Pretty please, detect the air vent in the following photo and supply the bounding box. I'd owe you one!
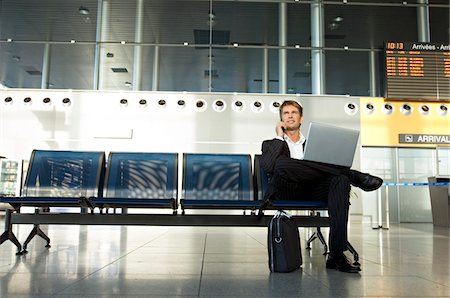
[111,68,128,73]
[26,70,42,76]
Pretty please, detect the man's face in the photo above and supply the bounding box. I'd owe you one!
[280,105,303,131]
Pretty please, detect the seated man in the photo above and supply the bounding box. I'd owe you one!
[260,100,382,273]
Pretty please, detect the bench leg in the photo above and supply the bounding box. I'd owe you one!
[22,209,51,254]
[315,227,328,255]
[0,209,23,255]
[22,224,51,254]
[306,227,328,255]
[347,241,360,266]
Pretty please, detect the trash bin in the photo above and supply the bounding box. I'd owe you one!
[428,177,450,227]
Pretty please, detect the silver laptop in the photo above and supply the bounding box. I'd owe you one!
[303,122,360,167]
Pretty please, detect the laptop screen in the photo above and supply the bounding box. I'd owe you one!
[303,122,360,167]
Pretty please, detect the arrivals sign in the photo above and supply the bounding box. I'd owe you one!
[399,134,450,144]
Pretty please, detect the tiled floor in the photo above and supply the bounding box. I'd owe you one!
[0,215,449,297]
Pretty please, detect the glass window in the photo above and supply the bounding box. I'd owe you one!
[0,43,44,89]
[286,49,312,94]
[430,7,450,42]
[324,4,417,49]
[50,44,96,90]
[325,50,370,96]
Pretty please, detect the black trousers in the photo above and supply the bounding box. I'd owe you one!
[271,156,351,252]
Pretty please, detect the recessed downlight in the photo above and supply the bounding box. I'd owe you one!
[400,103,412,115]
[344,102,358,115]
[195,99,207,112]
[419,104,430,115]
[62,97,71,106]
[43,97,51,105]
[120,98,128,107]
[213,99,226,112]
[232,100,245,112]
[438,104,448,116]
[158,99,166,107]
[177,100,186,108]
[139,99,147,107]
[270,101,281,113]
[364,103,375,114]
[23,97,32,105]
[251,101,264,113]
[383,103,394,115]
[4,97,12,104]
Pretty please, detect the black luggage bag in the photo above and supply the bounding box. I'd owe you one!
[268,210,302,272]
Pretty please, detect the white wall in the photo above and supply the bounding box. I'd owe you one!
[0,89,363,213]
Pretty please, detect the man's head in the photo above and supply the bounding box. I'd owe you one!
[279,100,303,131]
[279,100,303,119]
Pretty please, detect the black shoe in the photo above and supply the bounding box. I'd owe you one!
[349,170,383,191]
[326,253,361,273]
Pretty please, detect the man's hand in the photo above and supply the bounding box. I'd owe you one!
[275,121,286,137]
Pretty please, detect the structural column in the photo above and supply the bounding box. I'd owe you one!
[278,2,287,94]
[133,0,144,91]
[41,43,51,89]
[152,45,160,91]
[93,0,110,90]
[311,0,325,95]
[262,47,269,93]
[417,0,430,42]
[368,50,378,97]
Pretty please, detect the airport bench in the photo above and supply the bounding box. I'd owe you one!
[1,150,333,258]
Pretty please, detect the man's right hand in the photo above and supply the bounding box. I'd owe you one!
[275,121,286,137]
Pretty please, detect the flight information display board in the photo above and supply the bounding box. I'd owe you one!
[384,41,450,101]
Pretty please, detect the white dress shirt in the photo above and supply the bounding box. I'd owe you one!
[276,132,306,160]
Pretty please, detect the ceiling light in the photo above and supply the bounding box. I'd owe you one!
[419,105,430,115]
[124,82,132,87]
[23,97,32,105]
[120,99,128,107]
[213,99,226,112]
[106,52,114,58]
[364,103,375,114]
[232,100,245,112]
[438,104,448,116]
[334,16,344,22]
[7,38,12,42]
[139,99,147,107]
[183,42,189,46]
[295,45,300,49]
[251,101,264,113]
[328,23,339,30]
[195,99,207,112]
[344,102,358,115]
[383,103,394,115]
[43,97,51,105]
[78,6,90,15]
[120,41,126,44]
[62,98,71,107]
[4,97,13,104]
[400,103,412,115]
[12,56,20,62]
[158,99,166,107]
[70,40,76,43]
[233,43,239,47]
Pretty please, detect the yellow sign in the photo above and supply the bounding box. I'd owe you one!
[360,98,450,147]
